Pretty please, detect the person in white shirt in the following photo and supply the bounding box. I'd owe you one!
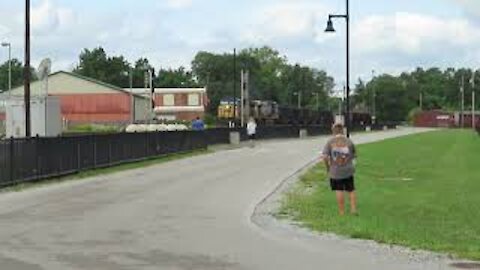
[247,117,257,147]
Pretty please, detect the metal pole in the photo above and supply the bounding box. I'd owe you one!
[8,43,11,92]
[420,92,423,110]
[241,70,244,127]
[345,0,351,138]
[25,0,31,137]
[473,91,476,129]
[461,75,465,128]
[233,48,237,126]
[150,68,154,122]
[472,72,476,129]
[371,70,375,117]
[129,67,134,124]
[298,92,301,109]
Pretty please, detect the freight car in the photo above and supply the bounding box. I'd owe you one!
[218,99,334,126]
[217,98,372,128]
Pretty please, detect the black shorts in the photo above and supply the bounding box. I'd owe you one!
[330,176,355,192]
[248,134,256,140]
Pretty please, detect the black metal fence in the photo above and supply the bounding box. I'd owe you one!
[0,131,207,188]
[0,124,397,188]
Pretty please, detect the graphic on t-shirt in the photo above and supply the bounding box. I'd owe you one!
[331,140,351,166]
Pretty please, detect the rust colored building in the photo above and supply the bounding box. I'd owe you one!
[414,110,479,128]
[129,88,208,121]
[4,71,149,125]
[414,110,455,128]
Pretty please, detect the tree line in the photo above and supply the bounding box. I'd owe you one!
[0,47,477,122]
[353,68,478,122]
[71,47,335,114]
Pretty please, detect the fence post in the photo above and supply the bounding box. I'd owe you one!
[9,136,14,184]
[108,135,112,165]
[77,139,81,172]
[299,129,308,139]
[35,135,40,180]
[145,132,148,158]
[93,134,97,168]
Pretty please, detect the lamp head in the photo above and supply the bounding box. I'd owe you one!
[325,19,336,33]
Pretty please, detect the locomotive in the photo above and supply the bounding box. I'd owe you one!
[218,99,373,128]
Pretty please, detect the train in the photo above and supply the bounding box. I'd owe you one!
[217,99,372,127]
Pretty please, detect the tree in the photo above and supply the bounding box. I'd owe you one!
[74,47,130,87]
[0,58,37,92]
[191,47,334,113]
[154,67,198,88]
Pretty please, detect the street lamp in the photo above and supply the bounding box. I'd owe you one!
[371,70,376,124]
[325,0,351,137]
[293,92,302,109]
[312,92,320,110]
[25,0,32,137]
[1,42,11,93]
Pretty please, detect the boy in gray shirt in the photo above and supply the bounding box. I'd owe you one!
[322,123,357,216]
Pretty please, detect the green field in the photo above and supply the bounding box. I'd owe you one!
[280,130,480,260]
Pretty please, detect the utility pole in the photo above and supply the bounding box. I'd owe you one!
[233,48,237,126]
[24,0,31,137]
[240,70,250,127]
[471,71,476,129]
[313,92,320,110]
[1,42,11,93]
[461,75,465,128]
[297,91,302,109]
[371,70,376,123]
[419,92,423,110]
[129,67,134,123]
[150,68,155,122]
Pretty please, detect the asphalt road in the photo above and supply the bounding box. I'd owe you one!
[0,128,458,270]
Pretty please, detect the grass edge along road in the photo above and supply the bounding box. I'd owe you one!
[1,150,210,194]
[280,130,480,260]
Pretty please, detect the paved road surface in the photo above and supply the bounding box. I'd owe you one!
[0,128,458,270]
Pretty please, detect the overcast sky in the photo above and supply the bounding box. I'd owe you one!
[1,0,480,86]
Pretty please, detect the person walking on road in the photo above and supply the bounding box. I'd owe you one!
[322,123,357,216]
[247,117,257,147]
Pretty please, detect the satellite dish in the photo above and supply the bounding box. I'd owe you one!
[37,58,52,96]
[37,58,52,80]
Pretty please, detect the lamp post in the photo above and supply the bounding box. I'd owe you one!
[293,92,302,109]
[312,92,320,110]
[1,42,11,93]
[233,48,237,126]
[325,0,350,137]
[25,0,31,137]
[371,70,376,122]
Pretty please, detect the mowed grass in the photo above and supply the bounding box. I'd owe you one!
[280,130,480,260]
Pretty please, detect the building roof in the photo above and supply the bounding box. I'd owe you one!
[5,71,147,99]
[55,71,137,96]
[127,88,207,95]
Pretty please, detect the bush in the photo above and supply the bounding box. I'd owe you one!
[204,114,217,127]
[407,107,422,125]
[66,124,122,134]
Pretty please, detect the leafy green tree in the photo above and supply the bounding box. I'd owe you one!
[0,58,37,92]
[74,47,130,87]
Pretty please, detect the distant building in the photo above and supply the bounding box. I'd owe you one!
[414,110,479,128]
[128,88,208,121]
[1,71,149,126]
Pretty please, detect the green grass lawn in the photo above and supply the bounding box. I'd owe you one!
[280,130,480,260]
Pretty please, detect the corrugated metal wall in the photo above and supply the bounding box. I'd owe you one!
[58,94,131,123]
[414,111,454,128]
